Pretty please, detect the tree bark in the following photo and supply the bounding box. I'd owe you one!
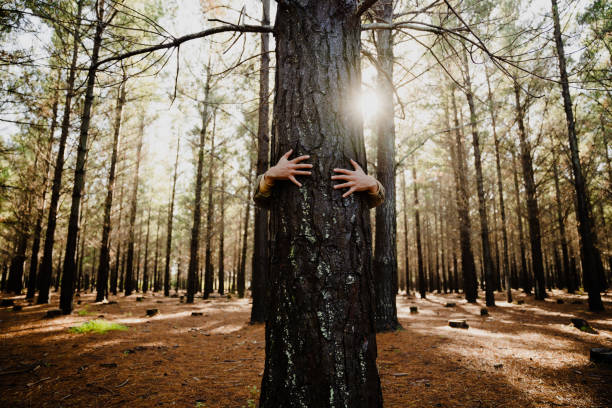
[462,51,495,306]
[37,0,82,305]
[259,3,383,405]
[513,80,546,301]
[511,148,530,295]
[60,1,105,314]
[552,150,571,292]
[238,162,252,299]
[153,207,162,292]
[142,206,151,292]
[218,166,226,296]
[551,0,604,311]
[164,135,180,297]
[124,114,144,296]
[203,110,216,299]
[401,169,410,294]
[250,0,271,323]
[111,181,124,295]
[412,167,426,299]
[373,0,399,332]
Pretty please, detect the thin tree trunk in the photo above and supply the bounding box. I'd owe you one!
[96,78,125,301]
[164,135,180,297]
[125,114,144,296]
[218,166,226,296]
[37,0,83,305]
[111,181,124,295]
[203,111,216,299]
[513,80,546,301]
[238,163,252,299]
[552,151,571,292]
[153,207,162,292]
[142,206,151,293]
[551,0,604,311]
[60,1,106,314]
[511,149,530,295]
[401,170,410,295]
[413,167,426,299]
[462,51,495,306]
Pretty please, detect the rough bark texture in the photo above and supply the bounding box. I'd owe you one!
[37,1,82,305]
[124,116,144,296]
[60,2,104,314]
[373,0,399,332]
[259,2,383,406]
[96,79,125,302]
[513,81,546,301]
[463,53,495,307]
[250,0,271,323]
[187,71,210,303]
[164,136,180,297]
[551,0,604,311]
[450,87,478,303]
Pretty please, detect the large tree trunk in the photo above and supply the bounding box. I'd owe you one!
[27,71,61,300]
[259,3,383,406]
[485,68,511,303]
[450,87,478,302]
[203,111,216,299]
[96,78,125,302]
[60,1,105,314]
[187,68,211,303]
[373,0,399,332]
[124,115,144,296]
[462,52,495,306]
[237,163,252,299]
[513,80,546,301]
[164,136,180,296]
[551,0,604,311]
[37,0,83,305]
[250,0,271,323]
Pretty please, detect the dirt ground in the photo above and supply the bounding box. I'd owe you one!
[1,289,611,408]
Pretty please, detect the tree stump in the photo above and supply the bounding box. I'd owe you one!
[136,297,144,302]
[1,299,15,307]
[556,299,564,304]
[146,309,158,317]
[13,305,22,312]
[445,302,456,308]
[571,300,582,304]
[517,300,525,305]
[590,348,612,364]
[480,308,488,316]
[191,312,203,316]
[449,319,469,329]
[409,306,418,314]
[570,318,597,334]
[45,309,62,318]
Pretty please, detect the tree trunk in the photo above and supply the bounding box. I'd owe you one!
[60,1,105,314]
[551,0,604,311]
[462,51,495,307]
[238,163,252,299]
[164,135,180,297]
[485,67,511,303]
[218,166,226,296]
[96,78,125,302]
[259,3,383,405]
[142,206,151,293]
[124,114,144,296]
[153,207,162,292]
[250,0,271,323]
[27,71,61,300]
[111,182,124,295]
[7,232,28,294]
[203,111,216,299]
[401,170,410,294]
[513,80,546,301]
[450,87,478,302]
[412,167,426,299]
[552,151,571,292]
[37,0,83,305]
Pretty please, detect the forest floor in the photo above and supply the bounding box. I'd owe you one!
[1,289,611,408]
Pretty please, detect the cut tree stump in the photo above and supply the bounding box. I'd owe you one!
[146,309,158,317]
[1,299,15,306]
[191,312,203,316]
[517,300,525,305]
[136,297,144,302]
[156,300,163,304]
[570,318,597,334]
[45,309,62,318]
[571,300,582,304]
[556,299,564,304]
[409,306,418,314]
[13,305,22,312]
[449,319,469,329]
[445,302,456,308]
[170,294,179,298]
[590,348,612,364]
[480,308,488,316]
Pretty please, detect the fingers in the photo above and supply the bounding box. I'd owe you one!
[333,181,354,190]
[288,175,302,187]
[293,163,313,169]
[350,159,362,171]
[331,174,350,181]
[342,187,357,198]
[333,168,353,175]
[282,149,293,159]
[293,170,311,176]
[291,154,310,163]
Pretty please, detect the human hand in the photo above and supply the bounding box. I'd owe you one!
[331,159,379,198]
[264,149,313,187]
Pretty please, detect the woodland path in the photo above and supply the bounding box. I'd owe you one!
[1,290,611,407]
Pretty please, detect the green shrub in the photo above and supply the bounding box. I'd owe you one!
[69,319,128,334]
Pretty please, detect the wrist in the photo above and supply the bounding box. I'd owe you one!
[367,178,379,194]
[263,170,275,186]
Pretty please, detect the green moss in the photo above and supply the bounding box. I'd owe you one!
[69,319,128,334]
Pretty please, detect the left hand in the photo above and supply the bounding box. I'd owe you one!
[331,159,379,198]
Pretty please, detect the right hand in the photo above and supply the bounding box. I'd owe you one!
[264,149,313,187]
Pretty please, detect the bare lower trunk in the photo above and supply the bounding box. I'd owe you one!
[203,111,216,299]
[238,163,252,299]
[164,136,180,297]
[413,167,426,299]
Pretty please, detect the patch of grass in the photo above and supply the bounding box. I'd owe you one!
[244,385,258,408]
[69,319,128,334]
[77,306,90,316]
